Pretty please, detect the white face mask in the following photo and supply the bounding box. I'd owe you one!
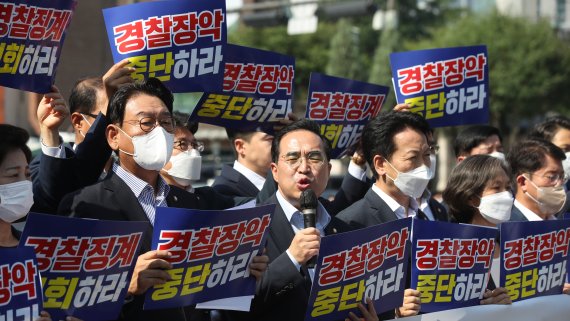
[429,154,437,177]
[562,152,570,181]
[525,177,567,216]
[478,191,513,225]
[166,149,202,186]
[488,151,505,161]
[386,160,433,199]
[119,126,174,171]
[0,181,33,223]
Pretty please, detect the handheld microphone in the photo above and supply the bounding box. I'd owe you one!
[300,189,318,268]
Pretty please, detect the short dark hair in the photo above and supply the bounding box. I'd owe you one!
[454,125,502,157]
[443,155,511,224]
[529,116,570,142]
[69,77,104,114]
[271,119,331,163]
[507,138,566,178]
[107,77,174,125]
[173,111,198,134]
[0,124,32,165]
[362,111,431,178]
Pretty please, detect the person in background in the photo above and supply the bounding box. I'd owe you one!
[30,60,134,213]
[454,125,504,163]
[213,128,275,198]
[528,116,570,216]
[160,112,251,210]
[442,154,514,301]
[507,139,567,222]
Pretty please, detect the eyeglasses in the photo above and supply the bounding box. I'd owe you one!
[280,151,325,170]
[527,172,568,186]
[174,140,204,152]
[429,144,440,154]
[124,116,175,133]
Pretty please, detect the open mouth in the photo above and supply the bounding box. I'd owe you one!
[296,178,312,190]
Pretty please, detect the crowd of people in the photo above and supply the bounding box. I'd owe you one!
[2,62,570,321]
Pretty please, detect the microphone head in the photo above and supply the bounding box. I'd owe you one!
[300,189,318,210]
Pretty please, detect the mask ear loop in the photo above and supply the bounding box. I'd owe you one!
[78,114,93,138]
[115,126,136,157]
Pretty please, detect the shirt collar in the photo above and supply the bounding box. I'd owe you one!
[112,162,170,198]
[233,160,266,191]
[514,199,557,221]
[371,184,419,219]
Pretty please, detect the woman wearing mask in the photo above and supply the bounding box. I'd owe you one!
[442,155,514,305]
[0,124,84,321]
[0,124,33,248]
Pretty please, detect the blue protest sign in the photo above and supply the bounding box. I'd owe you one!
[0,247,43,321]
[19,213,147,321]
[144,204,275,309]
[0,0,76,93]
[411,219,497,313]
[103,0,226,93]
[191,44,295,134]
[305,72,389,159]
[500,220,570,302]
[390,46,489,127]
[305,217,412,321]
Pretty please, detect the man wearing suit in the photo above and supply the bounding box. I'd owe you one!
[58,78,266,321]
[31,61,134,213]
[213,128,371,213]
[213,129,274,198]
[507,139,567,222]
[250,119,376,321]
[336,111,432,317]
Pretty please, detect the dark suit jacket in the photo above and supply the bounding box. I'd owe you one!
[336,189,399,230]
[58,172,200,321]
[249,194,351,321]
[212,164,260,198]
[31,113,111,214]
[509,204,529,222]
[427,198,449,222]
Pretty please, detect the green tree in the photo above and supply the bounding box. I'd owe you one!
[368,28,401,109]
[325,19,364,81]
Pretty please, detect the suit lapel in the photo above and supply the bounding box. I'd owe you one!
[366,189,399,223]
[105,173,154,251]
[266,195,312,293]
[267,195,296,255]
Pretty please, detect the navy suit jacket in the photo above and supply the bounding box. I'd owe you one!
[509,204,529,222]
[336,188,400,229]
[212,164,260,198]
[31,113,111,214]
[427,198,449,222]
[249,194,351,321]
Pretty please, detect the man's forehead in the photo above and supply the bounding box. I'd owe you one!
[280,130,323,150]
[124,94,168,115]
